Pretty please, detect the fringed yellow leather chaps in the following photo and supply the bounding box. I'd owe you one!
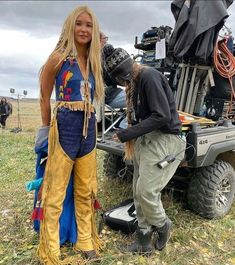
[37,118,102,265]
[73,149,102,252]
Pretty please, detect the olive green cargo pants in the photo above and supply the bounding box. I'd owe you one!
[133,130,186,229]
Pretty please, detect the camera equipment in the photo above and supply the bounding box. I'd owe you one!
[157,155,176,169]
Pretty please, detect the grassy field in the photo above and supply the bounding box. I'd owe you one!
[0,100,235,265]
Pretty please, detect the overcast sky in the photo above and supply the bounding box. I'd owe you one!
[0,1,235,98]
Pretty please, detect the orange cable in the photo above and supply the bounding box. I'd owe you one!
[213,39,235,117]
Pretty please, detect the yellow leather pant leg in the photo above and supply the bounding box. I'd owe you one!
[73,149,102,253]
[37,119,74,265]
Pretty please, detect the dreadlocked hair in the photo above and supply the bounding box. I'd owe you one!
[124,63,146,160]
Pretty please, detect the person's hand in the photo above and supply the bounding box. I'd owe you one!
[112,133,120,142]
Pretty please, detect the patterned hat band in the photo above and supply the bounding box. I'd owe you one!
[106,48,130,71]
[104,47,133,85]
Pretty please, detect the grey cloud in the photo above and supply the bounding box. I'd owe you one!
[1,1,234,39]
[0,57,39,76]
[0,73,39,98]
[0,1,235,98]
[0,55,40,97]
[0,1,173,39]
[0,1,175,98]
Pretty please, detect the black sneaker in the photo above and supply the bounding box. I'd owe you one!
[119,227,153,256]
[154,217,172,251]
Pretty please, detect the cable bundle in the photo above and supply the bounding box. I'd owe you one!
[213,39,235,117]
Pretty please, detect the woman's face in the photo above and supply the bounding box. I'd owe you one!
[74,12,93,45]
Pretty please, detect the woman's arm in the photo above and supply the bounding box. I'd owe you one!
[40,53,62,126]
[117,70,172,142]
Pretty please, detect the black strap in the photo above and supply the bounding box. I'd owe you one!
[128,203,136,217]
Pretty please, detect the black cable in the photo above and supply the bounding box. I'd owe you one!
[157,144,195,169]
[184,143,196,163]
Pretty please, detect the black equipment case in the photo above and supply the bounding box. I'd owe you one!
[102,199,138,234]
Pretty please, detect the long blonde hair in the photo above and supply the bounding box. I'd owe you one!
[40,5,104,102]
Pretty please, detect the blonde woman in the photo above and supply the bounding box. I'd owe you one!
[37,5,103,264]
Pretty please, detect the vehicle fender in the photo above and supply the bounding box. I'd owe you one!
[199,140,235,167]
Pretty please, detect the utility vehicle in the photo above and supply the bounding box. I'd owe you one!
[97,26,235,219]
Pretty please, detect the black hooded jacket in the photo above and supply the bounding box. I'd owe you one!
[117,67,181,143]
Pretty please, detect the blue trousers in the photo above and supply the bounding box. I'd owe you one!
[109,89,126,109]
[57,108,96,160]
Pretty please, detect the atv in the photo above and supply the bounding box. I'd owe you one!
[97,26,235,220]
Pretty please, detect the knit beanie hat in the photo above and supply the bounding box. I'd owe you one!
[103,47,133,85]
[102,43,115,58]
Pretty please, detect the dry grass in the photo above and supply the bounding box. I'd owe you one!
[0,100,235,265]
[6,99,42,133]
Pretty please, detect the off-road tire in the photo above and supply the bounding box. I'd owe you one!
[187,160,235,219]
[103,153,121,177]
[103,153,133,180]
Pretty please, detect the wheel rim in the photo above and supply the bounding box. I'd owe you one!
[215,177,231,209]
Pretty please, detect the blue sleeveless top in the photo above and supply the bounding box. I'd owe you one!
[55,59,95,103]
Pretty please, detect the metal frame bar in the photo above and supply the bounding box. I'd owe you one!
[184,66,197,113]
[175,66,186,109]
[98,102,126,142]
[179,66,190,111]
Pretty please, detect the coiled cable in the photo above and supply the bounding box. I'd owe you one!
[213,39,235,117]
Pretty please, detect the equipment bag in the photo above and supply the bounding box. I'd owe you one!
[102,198,138,234]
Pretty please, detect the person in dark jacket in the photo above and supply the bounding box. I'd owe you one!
[104,47,186,255]
[0,97,11,128]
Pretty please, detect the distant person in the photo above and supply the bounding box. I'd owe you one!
[37,5,103,264]
[105,47,186,255]
[100,31,108,48]
[0,97,12,129]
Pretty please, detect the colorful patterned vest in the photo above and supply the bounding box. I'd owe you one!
[55,59,95,103]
